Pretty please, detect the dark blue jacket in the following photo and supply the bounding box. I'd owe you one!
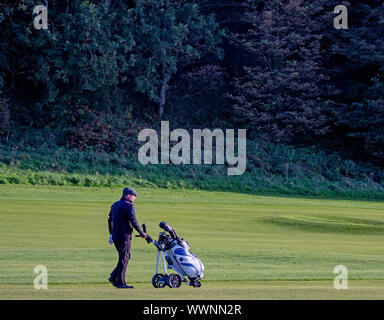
[108,198,143,241]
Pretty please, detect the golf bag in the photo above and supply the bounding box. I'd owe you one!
[161,222,204,286]
[141,222,204,288]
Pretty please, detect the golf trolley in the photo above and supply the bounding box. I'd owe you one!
[138,222,204,288]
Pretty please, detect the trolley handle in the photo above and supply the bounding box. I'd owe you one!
[135,223,153,244]
[135,223,147,237]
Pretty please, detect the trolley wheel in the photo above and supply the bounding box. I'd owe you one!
[152,273,166,288]
[192,281,201,288]
[167,273,182,288]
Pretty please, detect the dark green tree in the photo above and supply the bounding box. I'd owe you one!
[128,0,224,119]
[324,1,384,165]
[228,0,338,144]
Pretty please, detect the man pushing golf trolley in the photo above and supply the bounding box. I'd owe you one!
[137,221,204,288]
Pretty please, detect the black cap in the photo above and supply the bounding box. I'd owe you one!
[123,187,137,197]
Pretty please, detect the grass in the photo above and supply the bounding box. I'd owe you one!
[1,143,384,200]
[0,184,384,299]
[2,281,384,300]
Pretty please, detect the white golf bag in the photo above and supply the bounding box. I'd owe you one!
[144,221,204,288]
[165,238,205,284]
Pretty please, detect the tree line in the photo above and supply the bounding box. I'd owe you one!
[0,0,383,167]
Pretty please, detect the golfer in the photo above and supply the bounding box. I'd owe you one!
[107,187,147,288]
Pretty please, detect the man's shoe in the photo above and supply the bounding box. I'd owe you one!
[108,276,118,287]
[117,284,134,289]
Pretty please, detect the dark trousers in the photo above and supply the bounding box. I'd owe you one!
[110,236,132,285]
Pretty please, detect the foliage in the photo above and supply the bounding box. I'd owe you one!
[326,2,384,165]
[0,0,383,186]
[227,0,384,162]
[1,143,383,200]
[128,0,225,118]
[230,0,331,143]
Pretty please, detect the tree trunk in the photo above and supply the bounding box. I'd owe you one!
[159,66,166,119]
[11,58,15,89]
[158,0,169,120]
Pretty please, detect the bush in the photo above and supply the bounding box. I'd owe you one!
[0,142,384,200]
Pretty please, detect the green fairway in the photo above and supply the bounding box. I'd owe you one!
[0,184,384,299]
